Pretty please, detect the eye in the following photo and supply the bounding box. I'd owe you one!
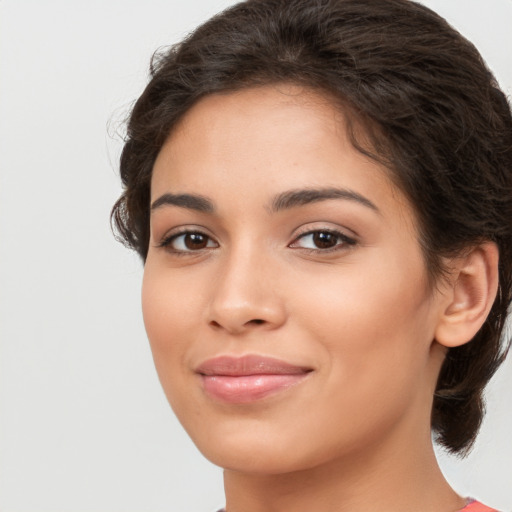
[160,231,218,253]
[290,229,356,251]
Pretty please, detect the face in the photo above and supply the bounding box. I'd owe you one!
[143,85,447,474]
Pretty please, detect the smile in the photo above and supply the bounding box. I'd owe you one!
[195,355,313,404]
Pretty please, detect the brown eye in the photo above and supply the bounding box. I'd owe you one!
[162,231,218,252]
[184,233,209,250]
[290,229,357,251]
[312,231,338,249]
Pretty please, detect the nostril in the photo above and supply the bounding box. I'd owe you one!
[208,318,265,332]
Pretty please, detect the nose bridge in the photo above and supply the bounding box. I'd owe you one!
[208,236,285,333]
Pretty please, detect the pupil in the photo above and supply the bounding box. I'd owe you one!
[185,233,207,250]
[313,232,337,249]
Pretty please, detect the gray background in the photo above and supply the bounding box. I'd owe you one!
[0,1,511,510]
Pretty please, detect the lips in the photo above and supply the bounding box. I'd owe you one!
[195,355,312,404]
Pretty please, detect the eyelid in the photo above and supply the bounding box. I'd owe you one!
[289,226,358,251]
[156,226,219,252]
[291,222,358,240]
[154,223,357,254]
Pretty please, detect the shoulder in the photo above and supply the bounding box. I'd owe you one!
[217,505,498,512]
[459,500,500,512]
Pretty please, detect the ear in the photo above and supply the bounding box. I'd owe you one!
[434,242,499,348]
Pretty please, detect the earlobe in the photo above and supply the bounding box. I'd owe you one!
[434,242,499,348]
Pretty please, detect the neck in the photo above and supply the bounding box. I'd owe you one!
[223,424,465,512]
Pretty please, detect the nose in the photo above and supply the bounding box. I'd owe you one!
[207,246,287,335]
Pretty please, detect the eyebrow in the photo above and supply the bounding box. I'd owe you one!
[150,187,379,215]
[270,187,379,213]
[151,193,214,213]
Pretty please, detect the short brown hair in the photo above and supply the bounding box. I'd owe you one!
[112,0,512,454]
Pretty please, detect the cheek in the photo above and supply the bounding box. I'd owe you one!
[142,269,173,350]
[141,264,199,398]
[279,264,435,458]
[292,247,435,390]
[142,260,203,342]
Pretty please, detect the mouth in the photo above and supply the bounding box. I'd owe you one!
[195,355,313,404]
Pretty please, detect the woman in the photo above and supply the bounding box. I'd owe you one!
[112,0,512,510]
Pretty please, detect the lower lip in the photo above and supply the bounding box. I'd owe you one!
[201,374,309,404]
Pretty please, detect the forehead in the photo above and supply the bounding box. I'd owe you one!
[151,85,412,223]
[158,84,349,166]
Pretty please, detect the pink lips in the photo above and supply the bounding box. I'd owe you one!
[196,355,312,404]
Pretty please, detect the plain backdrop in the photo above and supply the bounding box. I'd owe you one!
[0,1,511,511]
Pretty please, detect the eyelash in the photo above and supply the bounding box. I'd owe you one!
[157,228,357,255]
[289,229,357,253]
[158,229,218,255]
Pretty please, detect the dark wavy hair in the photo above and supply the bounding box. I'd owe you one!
[112,0,512,454]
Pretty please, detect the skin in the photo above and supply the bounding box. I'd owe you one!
[142,85,475,512]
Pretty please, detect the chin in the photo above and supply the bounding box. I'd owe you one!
[200,442,315,475]
[181,415,307,473]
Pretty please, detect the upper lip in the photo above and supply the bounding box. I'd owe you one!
[195,355,312,376]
